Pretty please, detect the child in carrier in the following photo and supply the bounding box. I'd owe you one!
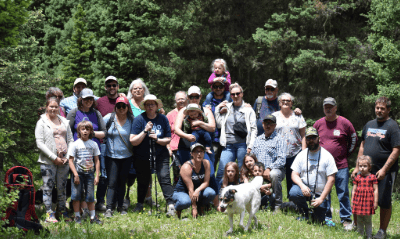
[183,104,212,154]
[205,59,232,103]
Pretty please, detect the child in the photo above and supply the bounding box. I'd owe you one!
[253,162,275,210]
[221,162,240,189]
[68,121,102,225]
[183,104,213,154]
[205,59,232,103]
[240,153,258,183]
[352,155,378,238]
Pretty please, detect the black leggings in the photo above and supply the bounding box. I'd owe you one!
[105,156,132,210]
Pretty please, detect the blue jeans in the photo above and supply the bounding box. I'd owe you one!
[173,187,216,211]
[325,167,352,223]
[71,172,95,202]
[289,184,328,223]
[191,129,212,148]
[261,193,276,210]
[215,142,247,189]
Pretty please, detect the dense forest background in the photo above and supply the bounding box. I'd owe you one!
[1,0,400,175]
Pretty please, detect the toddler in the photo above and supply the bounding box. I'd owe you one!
[205,59,232,103]
[240,153,258,183]
[183,104,212,154]
[352,155,378,238]
[253,162,275,210]
[68,121,102,225]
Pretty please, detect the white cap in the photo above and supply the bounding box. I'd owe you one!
[105,75,118,83]
[188,86,201,96]
[74,78,87,87]
[264,79,278,88]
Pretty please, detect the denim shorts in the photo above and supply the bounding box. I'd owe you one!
[71,172,95,202]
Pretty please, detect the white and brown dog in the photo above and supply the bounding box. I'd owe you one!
[219,176,263,235]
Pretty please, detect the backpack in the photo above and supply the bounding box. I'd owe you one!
[255,96,263,119]
[2,166,45,234]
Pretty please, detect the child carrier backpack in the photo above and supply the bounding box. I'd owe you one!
[2,166,45,234]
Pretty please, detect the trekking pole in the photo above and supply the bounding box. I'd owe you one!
[149,132,159,216]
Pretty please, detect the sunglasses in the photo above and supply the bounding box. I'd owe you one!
[231,92,241,97]
[116,104,127,109]
[306,136,318,140]
[212,85,224,90]
[265,88,275,92]
[189,95,200,100]
[106,84,118,88]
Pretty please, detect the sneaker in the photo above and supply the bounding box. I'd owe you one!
[95,202,107,211]
[81,208,90,220]
[144,197,159,207]
[166,205,175,217]
[123,198,131,210]
[104,209,113,218]
[90,215,103,225]
[118,207,128,216]
[133,203,144,213]
[45,212,58,223]
[373,229,387,239]
[60,211,72,222]
[343,221,354,231]
[74,216,82,224]
[325,219,336,227]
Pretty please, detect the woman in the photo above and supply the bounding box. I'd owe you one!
[173,143,216,218]
[127,78,149,117]
[130,94,175,216]
[272,93,306,197]
[215,83,257,188]
[38,87,66,118]
[103,96,135,217]
[35,97,74,222]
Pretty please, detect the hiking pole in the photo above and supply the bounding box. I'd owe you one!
[149,132,159,216]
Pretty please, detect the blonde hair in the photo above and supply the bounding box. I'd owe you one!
[229,82,243,93]
[210,59,229,72]
[357,155,372,170]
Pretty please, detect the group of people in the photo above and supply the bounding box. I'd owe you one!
[34,59,399,239]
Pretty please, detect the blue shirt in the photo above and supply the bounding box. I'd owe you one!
[104,113,135,159]
[253,97,280,136]
[132,113,171,158]
[252,131,287,169]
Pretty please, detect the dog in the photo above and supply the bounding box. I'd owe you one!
[219,176,263,235]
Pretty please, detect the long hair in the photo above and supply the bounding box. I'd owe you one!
[222,162,239,189]
[240,153,258,182]
[77,97,97,111]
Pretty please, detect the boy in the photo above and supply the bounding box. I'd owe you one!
[68,121,102,224]
[253,162,275,210]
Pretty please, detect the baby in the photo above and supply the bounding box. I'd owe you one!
[183,104,212,154]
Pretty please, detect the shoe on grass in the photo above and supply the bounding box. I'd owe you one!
[74,216,82,224]
[95,202,106,211]
[45,212,58,223]
[144,197,159,207]
[166,204,175,217]
[104,209,113,218]
[133,203,144,213]
[60,211,72,222]
[90,215,103,225]
[81,208,90,220]
[325,219,336,227]
[118,207,128,215]
[373,229,387,239]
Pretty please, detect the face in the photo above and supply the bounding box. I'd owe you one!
[359,160,371,175]
[188,94,201,104]
[79,127,90,141]
[144,100,157,113]
[214,62,225,75]
[212,83,224,96]
[175,92,187,110]
[252,166,263,176]
[306,135,320,151]
[105,80,119,96]
[244,156,255,170]
[262,120,276,137]
[230,87,242,103]
[131,83,144,98]
[265,86,278,99]
[46,100,59,117]
[226,166,236,181]
[219,189,236,209]
[82,97,94,109]
[191,147,205,160]
[279,95,293,109]
[323,104,337,118]
[116,103,128,114]
[188,110,200,119]
[49,92,63,104]
[375,103,390,121]
[73,83,86,96]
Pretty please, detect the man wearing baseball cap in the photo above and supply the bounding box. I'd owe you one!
[289,127,338,223]
[310,97,357,229]
[252,114,287,211]
[60,78,88,115]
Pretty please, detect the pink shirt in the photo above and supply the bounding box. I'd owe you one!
[166,109,180,151]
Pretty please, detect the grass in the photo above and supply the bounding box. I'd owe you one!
[24,178,400,239]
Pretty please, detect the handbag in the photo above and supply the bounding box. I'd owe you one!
[233,108,248,138]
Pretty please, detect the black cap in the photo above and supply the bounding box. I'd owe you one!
[263,114,276,123]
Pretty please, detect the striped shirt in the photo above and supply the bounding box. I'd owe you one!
[252,131,287,169]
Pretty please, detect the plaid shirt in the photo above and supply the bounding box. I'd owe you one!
[252,131,286,169]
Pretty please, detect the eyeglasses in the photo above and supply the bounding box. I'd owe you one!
[189,95,200,100]
[106,84,118,88]
[145,103,156,107]
[281,100,292,103]
[212,85,224,90]
[116,104,127,109]
[133,87,143,91]
[265,88,275,92]
[231,92,241,97]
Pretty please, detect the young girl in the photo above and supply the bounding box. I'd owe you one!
[252,162,275,210]
[240,153,258,183]
[221,162,240,189]
[352,155,378,238]
[205,59,232,103]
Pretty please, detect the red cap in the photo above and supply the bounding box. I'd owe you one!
[116,96,129,105]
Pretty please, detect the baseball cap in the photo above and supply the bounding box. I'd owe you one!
[305,127,319,137]
[265,79,278,88]
[74,78,87,87]
[188,86,201,96]
[323,97,336,106]
[263,114,276,123]
[184,104,203,115]
[191,143,205,152]
[116,96,129,105]
[105,76,118,84]
[80,88,94,99]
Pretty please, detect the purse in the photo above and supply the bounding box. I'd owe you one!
[233,108,248,138]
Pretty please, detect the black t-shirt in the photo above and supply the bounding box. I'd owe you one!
[361,118,400,173]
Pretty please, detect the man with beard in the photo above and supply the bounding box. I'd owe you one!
[289,127,337,223]
[352,96,400,239]
[61,78,97,115]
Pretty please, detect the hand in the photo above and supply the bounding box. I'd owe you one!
[294,108,302,115]
[311,197,323,208]
[74,175,80,185]
[118,93,127,98]
[205,105,211,110]
[191,120,202,127]
[263,168,271,181]
[300,185,311,197]
[187,134,196,142]
[374,201,378,210]
[159,108,166,115]
[54,157,64,166]
[217,101,227,109]
[192,207,198,219]
[168,149,173,157]
[244,103,252,108]
[191,189,200,203]
[149,133,158,141]
[263,189,272,195]
[220,107,228,114]
[145,122,153,132]
[62,157,68,164]
[247,148,251,154]
[376,168,387,180]
[351,168,359,180]
[213,77,224,83]
[94,176,99,185]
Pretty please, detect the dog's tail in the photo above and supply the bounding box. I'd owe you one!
[251,176,264,192]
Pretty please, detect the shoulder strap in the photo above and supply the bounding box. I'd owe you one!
[256,96,263,118]
[113,116,133,154]
[106,112,116,132]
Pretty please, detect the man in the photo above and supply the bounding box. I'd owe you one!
[290,127,337,223]
[202,81,232,169]
[312,97,357,228]
[60,78,88,115]
[352,96,400,239]
[252,114,286,210]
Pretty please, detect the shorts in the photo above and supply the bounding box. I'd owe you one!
[377,171,397,209]
[71,172,95,202]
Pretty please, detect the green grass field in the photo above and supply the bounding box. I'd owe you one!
[25,177,400,239]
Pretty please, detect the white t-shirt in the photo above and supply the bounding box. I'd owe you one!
[68,138,100,173]
[273,111,307,158]
[291,147,338,195]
